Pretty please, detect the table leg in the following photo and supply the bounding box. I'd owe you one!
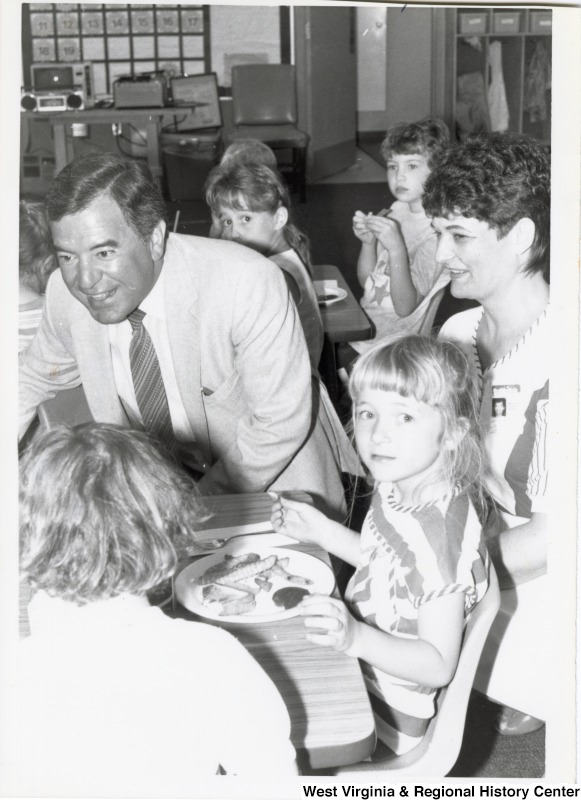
[318,335,340,407]
[144,119,162,180]
[52,122,70,173]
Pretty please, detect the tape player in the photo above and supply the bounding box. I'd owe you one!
[113,73,167,108]
[21,88,86,112]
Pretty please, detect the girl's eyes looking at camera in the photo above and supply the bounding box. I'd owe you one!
[219,213,253,224]
[356,407,414,424]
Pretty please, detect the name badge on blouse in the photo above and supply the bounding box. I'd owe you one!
[491,383,520,424]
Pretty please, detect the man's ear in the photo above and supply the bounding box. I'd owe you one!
[511,217,536,258]
[274,206,289,230]
[149,219,167,261]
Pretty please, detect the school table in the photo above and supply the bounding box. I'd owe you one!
[167,492,376,772]
[21,106,202,180]
[312,264,373,402]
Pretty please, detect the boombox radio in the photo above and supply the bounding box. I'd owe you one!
[21,87,86,112]
[21,62,94,112]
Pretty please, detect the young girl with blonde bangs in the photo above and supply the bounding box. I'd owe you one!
[271,335,490,755]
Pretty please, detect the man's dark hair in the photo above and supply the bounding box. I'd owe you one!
[46,152,167,243]
[423,133,550,280]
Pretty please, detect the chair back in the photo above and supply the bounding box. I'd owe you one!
[231,64,298,126]
[418,286,446,336]
[332,563,501,777]
[38,385,93,429]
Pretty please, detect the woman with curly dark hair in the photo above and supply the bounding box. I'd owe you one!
[424,132,549,738]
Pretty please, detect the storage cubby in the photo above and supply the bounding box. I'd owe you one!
[450,7,552,146]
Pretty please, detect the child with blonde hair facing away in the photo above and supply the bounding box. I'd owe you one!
[12,423,297,795]
[345,118,451,364]
[208,139,277,238]
[18,200,58,353]
[271,336,490,756]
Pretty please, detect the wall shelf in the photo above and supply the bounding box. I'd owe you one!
[447,7,552,145]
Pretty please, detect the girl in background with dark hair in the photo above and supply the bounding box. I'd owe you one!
[343,118,451,367]
[205,162,321,371]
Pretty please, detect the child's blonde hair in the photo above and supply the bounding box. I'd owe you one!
[19,423,210,604]
[205,162,312,273]
[349,335,486,514]
[220,139,278,170]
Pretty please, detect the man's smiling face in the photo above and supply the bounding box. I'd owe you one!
[51,193,164,325]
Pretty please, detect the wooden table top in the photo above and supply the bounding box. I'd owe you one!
[168,493,375,772]
[313,263,373,344]
[21,106,201,123]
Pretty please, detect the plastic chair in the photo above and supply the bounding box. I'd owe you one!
[330,563,501,778]
[226,64,310,201]
[37,385,93,428]
[418,286,446,336]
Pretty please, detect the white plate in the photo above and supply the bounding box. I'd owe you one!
[187,532,297,555]
[317,286,348,306]
[225,532,297,550]
[175,546,335,624]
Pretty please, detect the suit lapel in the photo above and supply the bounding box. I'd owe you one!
[163,252,211,460]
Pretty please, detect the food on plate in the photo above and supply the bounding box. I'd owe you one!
[255,575,273,592]
[215,578,260,596]
[197,551,317,617]
[198,552,259,585]
[215,554,277,584]
[270,558,313,586]
[202,583,256,616]
[272,586,310,610]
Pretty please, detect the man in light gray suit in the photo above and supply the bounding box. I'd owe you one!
[19,152,348,517]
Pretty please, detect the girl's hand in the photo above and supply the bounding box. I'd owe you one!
[269,493,329,546]
[352,210,376,245]
[299,594,359,654]
[365,214,407,254]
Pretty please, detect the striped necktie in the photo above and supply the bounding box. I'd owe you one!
[127,309,177,457]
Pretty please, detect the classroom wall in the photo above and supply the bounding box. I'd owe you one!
[357,6,435,133]
[20,5,438,192]
[209,5,280,87]
[384,7,433,128]
[356,6,387,132]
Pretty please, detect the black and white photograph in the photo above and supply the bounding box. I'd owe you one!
[0,1,579,797]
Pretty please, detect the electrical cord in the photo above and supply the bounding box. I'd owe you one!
[162,114,190,132]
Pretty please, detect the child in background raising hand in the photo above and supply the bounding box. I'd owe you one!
[271,335,490,756]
